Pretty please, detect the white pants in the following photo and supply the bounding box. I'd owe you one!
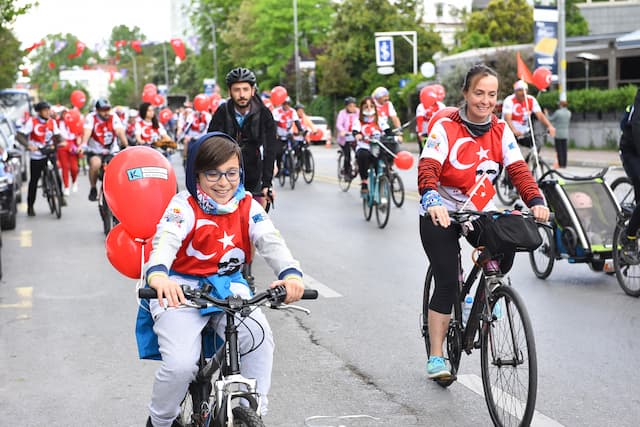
[147,282,274,427]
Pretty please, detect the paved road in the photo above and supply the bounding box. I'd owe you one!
[1,145,638,426]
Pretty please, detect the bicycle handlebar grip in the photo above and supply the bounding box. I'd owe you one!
[138,288,158,299]
[302,289,319,300]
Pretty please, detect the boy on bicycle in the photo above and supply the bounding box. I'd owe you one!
[138,132,304,427]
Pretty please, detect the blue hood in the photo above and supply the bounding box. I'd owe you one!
[185,131,241,199]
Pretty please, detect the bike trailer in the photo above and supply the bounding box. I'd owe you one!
[538,169,620,268]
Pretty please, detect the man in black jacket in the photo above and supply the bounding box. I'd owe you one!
[207,67,277,208]
[620,88,640,262]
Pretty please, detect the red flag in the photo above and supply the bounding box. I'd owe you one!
[170,38,186,60]
[516,52,534,85]
[48,61,56,70]
[131,40,142,53]
[25,39,45,53]
[114,40,128,49]
[466,173,496,211]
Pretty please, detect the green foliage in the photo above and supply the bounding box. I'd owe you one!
[0,28,21,88]
[109,78,138,109]
[308,95,335,128]
[566,0,589,37]
[458,0,533,47]
[537,86,638,113]
[47,82,90,110]
[454,31,493,53]
[0,0,35,30]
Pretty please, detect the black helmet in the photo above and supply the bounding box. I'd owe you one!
[294,103,305,110]
[284,96,292,105]
[344,96,356,105]
[225,67,256,87]
[34,101,51,111]
[95,98,112,110]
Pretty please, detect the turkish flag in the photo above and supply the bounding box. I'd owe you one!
[516,52,534,85]
[467,173,496,211]
[131,40,142,53]
[170,38,186,60]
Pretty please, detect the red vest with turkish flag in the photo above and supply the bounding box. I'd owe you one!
[28,117,56,144]
[90,114,116,146]
[505,94,535,127]
[138,120,161,144]
[171,195,253,276]
[438,119,507,195]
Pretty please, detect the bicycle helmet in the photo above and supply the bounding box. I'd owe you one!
[294,103,305,110]
[372,87,389,99]
[34,101,51,111]
[570,191,593,209]
[95,98,112,110]
[284,96,292,105]
[225,67,257,87]
[344,96,356,105]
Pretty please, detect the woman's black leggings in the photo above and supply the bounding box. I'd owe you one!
[356,148,375,180]
[621,151,640,236]
[27,158,48,208]
[419,215,515,314]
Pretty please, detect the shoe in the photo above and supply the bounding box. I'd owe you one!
[88,187,97,201]
[27,206,35,217]
[621,235,639,264]
[72,182,78,193]
[63,187,70,196]
[426,356,451,379]
[360,182,368,194]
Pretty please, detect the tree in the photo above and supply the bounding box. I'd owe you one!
[460,0,533,47]
[566,0,589,37]
[0,0,36,88]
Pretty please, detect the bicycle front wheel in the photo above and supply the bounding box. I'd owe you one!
[232,406,266,427]
[529,224,555,279]
[287,152,296,190]
[337,152,351,192]
[278,156,286,187]
[390,173,405,207]
[47,167,63,219]
[611,176,635,207]
[612,220,640,296]
[375,174,391,228]
[302,149,315,183]
[481,285,537,427]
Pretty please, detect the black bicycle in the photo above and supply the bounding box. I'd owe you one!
[277,136,298,190]
[294,139,315,184]
[139,284,318,427]
[496,144,549,206]
[337,143,358,192]
[610,174,634,207]
[40,146,63,219]
[421,210,541,426]
[97,153,118,235]
[612,203,640,296]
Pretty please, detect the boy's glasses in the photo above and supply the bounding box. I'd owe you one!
[202,168,240,183]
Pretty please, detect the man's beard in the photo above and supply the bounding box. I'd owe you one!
[233,97,250,108]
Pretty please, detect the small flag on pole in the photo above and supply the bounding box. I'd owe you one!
[465,173,496,211]
[516,52,534,84]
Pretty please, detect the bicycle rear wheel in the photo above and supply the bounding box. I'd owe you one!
[287,152,296,190]
[232,406,265,427]
[375,175,391,228]
[337,152,351,192]
[390,172,405,207]
[278,155,286,187]
[99,190,115,236]
[481,285,537,427]
[529,224,555,279]
[612,220,640,296]
[611,176,635,207]
[47,167,62,219]
[496,170,518,206]
[421,268,460,388]
[302,149,315,183]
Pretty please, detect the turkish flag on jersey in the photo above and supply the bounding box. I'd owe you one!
[467,173,496,211]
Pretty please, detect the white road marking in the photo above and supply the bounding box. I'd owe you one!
[304,273,342,298]
[0,287,33,309]
[457,374,564,427]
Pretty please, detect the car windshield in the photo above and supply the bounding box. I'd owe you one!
[311,117,327,125]
[0,91,31,124]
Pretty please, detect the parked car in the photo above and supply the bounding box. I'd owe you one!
[309,116,332,145]
[0,150,18,230]
[0,113,25,194]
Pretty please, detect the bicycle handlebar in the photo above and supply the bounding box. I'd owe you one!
[447,209,554,225]
[138,285,318,309]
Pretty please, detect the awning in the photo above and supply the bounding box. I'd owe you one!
[616,30,640,50]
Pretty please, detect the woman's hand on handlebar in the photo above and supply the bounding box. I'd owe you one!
[530,205,550,222]
[149,275,186,308]
[270,276,304,304]
[427,205,451,228]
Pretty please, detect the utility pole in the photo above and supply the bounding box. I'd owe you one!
[558,0,567,102]
[293,0,301,103]
[203,13,218,84]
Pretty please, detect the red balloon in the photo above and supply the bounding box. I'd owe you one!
[420,86,438,109]
[426,106,458,134]
[394,151,414,170]
[193,94,209,112]
[532,67,552,91]
[210,93,221,102]
[70,90,86,109]
[105,223,152,279]
[143,83,157,95]
[104,146,177,239]
[152,94,164,107]
[64,108,82,127]
[142,90,155,104]
[270,86,288,106]
[159,107,173,124]
[208,96,220,113]
[432,84,446,102]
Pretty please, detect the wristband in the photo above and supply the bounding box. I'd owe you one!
[420,190,443,209]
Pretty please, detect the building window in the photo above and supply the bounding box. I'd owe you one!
[436,3,443,18]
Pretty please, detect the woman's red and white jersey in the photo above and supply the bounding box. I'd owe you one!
[272,106,299,139]
[374,100,397,130]
[352,119,382,151]
[58,120,79,143]
[84,112,124,153]
[421,116,524,209]
[416,101,446,134]
[501,94,541,135]
[19,116,60,160]
[135,120,168,145]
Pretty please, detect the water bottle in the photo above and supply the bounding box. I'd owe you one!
[462,295,473,326]
[492,301,503,321]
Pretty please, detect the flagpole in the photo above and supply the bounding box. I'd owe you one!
[162,42,170,90]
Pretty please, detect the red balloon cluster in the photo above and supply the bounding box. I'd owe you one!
[394,151,414,170]
[63,108,83,135]
[270,86,288,106]
[420,84,446,109]
[532,67,552,91]
[193,94,210,112]
[70,90,86,109]
[141,83,164,106]
[103,146,177,278]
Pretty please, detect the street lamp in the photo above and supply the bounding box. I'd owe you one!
[202,13,218,85]
[576,52,600,89]
[124,51,138,95]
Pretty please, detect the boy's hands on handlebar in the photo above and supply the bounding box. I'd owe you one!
[149,275,186,308]
[270,276,304,304]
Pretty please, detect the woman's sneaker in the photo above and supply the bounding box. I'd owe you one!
[427,356,451,379]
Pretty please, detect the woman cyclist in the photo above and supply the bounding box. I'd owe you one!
[418,64,549,379]
[136,102,168,146]
[352,96,383,194]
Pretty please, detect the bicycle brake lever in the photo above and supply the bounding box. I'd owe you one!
[268,303,311,315]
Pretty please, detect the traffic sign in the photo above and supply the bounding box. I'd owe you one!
[375,36,394,67]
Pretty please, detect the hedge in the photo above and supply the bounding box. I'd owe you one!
[537,85,637,113]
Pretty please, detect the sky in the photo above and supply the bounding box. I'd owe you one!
[12,0,174,50]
